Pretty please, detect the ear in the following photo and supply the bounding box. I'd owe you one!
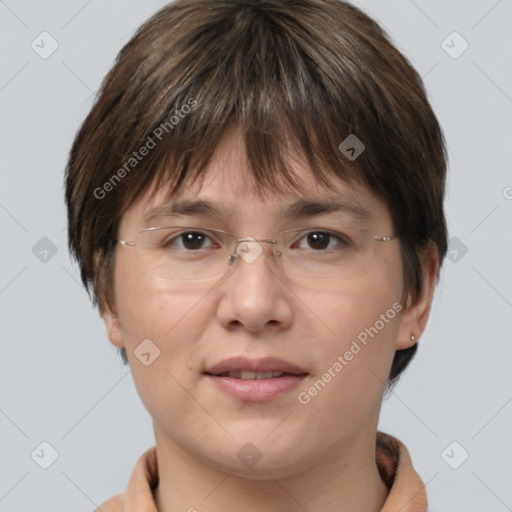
[94,249,125,350]
[396,244,439,350]
[101,304,125,349]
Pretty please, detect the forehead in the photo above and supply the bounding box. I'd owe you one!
[119,127,392,231]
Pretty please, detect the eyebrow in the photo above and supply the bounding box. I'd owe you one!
[142,197,373,226]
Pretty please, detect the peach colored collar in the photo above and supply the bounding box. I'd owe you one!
[96,432,427,512]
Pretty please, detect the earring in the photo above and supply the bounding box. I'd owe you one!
[410,334,416,342]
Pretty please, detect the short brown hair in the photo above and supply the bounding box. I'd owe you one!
[65,0,447,386]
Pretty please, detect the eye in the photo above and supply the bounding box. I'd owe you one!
[293,230,350,251]
[162,230,219,251]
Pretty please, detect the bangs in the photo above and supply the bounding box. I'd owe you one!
[101,0,387,214]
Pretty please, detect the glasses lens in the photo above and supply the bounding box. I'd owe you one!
[137,227,233,280]
[276,226,375,280]
[131,225,381,282]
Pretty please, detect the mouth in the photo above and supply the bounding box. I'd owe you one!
[208,370,304,380]
[203,357,308,401]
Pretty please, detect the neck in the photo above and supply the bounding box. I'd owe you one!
[153,427,389,512]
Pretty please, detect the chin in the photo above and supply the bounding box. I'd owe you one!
[197,427,316,479]
[207,450,308,481]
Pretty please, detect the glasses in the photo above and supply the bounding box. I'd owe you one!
[116,225,396,282]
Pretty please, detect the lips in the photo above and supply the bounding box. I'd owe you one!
[217,370,289,380]
[204,357,308,378]
[204,357,308,401]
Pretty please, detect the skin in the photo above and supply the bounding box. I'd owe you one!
[102,125,438,512]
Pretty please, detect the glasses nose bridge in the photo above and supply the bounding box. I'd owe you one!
[236,236,277,245]
[229,236,281,267]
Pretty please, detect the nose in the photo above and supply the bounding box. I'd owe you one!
[215,239,293,333]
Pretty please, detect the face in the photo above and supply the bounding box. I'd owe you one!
[104,126,421,479]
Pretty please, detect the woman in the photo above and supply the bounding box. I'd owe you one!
[65,0,447,510]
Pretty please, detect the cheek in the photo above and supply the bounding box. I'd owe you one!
[294,256,404,426]
[312,282,401,381]
[295,251,403,353]
[113,256,207,339]
[112,270,217,419]
[112,257,217,380]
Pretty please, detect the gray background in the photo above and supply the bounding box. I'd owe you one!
[1,0,511,510]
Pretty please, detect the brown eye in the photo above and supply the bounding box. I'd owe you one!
[293,230,348,251]
[162,231,215,251]
[181,232,207,250]
[306,232,331,250]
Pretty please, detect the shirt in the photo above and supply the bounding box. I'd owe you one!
[95,431,427,512]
